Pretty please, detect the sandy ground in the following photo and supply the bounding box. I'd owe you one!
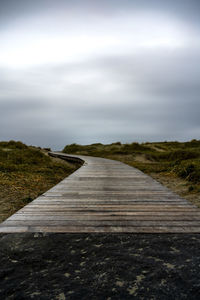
[0,233,200,299]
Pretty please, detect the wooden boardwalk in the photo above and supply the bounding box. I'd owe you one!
[0,153,200,233]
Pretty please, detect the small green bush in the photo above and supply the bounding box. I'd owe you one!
[63,143,83,153]
[174,162,200,183]
[148,150,200,162]
[123,143,152,153]
[188,185,194,192]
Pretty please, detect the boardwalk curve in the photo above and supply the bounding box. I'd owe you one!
[0,152,200,233]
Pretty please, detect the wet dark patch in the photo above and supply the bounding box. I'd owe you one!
[0,233,200,299]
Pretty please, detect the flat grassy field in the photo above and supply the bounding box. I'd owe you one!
[63,140,200,207]
[0,141,81,222]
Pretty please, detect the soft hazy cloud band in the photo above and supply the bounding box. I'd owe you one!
[0,0,200,148]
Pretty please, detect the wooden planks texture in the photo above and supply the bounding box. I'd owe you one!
[0,152,200,233]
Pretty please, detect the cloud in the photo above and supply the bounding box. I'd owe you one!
[0,0,200,148]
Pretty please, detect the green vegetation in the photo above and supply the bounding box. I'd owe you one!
[0,141,81,222]
[63,140,200,206]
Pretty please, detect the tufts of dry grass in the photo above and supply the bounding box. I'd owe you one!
[0,141,81,222]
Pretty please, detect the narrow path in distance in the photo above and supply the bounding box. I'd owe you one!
[0,152,200,233]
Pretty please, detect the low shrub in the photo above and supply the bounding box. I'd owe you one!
[173,162,200,183]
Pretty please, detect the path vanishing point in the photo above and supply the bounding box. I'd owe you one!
[0,152,200,233]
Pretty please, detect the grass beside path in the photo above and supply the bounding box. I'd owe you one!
[0,141,81,223]
[63,140,200,207]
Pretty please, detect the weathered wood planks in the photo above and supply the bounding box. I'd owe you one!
[0,152,200,233]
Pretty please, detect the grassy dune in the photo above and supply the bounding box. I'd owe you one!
[63,140,200,207]
[0,141,81,222]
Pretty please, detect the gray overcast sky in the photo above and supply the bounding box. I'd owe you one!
[0,0,200,149]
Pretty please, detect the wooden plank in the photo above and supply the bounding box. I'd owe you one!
[4,220,200,227]
[9,215,200,221]
[1,226,200,233]
[17,207,198,211]
[14,211,200,216]
[21,204,195,208]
